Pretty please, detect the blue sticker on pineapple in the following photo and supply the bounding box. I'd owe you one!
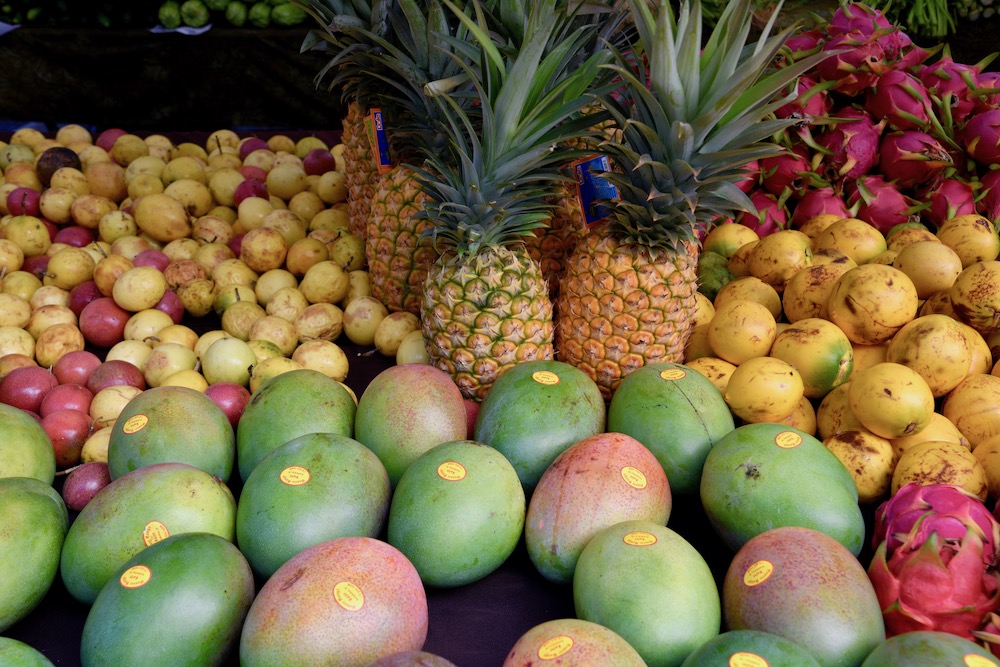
[573,155,618,226]
[367,108,393,174]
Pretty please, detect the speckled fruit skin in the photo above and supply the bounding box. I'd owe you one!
[525,432,672,585]
[502,618,646,667]
[859,630,1000,666]
[365,651,457,667]
[723,526,885,667]
[699,423,865,556]
[80,533,254,667]
[108,385,235,482]
[0,478,68,633]
[236,432,392,579]
[573,520,720,667]
[60,462,236,605]
[679,629,821,667]
[473,359,605,492]
[355,364,468,486]
[236,369,357,481]
[607,362,734,495]
[239,536,428,667]
[387,440,525,588]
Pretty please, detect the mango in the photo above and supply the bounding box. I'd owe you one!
[860,631,1000,666]
[699,422,865,555]
[108,385,236,481]
[607,362,734,494]
[236,432,392,579]
[723,526,885,667]
[573,520,720,667]
[355,364,467,486]
[0,638,55,666]
[0,403,56,484]
[503,618,646,667]
[473,359,605,491]
[60,462,237,604]
[237,369,356,480]
[0,478,68,632]
[387,440,525,587]
[525,432,671,584]
[680,629,821,666]
[240,536,428,666]
[80,533,254,667]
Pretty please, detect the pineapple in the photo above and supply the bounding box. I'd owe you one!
[299,0,383,243]
[362,0,472,314]
[414,0,614,400]
[556,0,830,399]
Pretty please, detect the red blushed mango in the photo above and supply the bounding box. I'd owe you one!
[525,432,671,585]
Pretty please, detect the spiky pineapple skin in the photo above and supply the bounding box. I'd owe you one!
[525,181,590,301]
[556,230,700,400]
[341,101,380,243]
[366,164,438,314]
[422,245,555,401]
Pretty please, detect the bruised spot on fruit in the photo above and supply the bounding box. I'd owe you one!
[903,422,917,434]
[737,461,761,480]
[280,568,305,591]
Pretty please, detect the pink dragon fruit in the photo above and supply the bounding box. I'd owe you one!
[920,177,979,228]
[758,144,813,198]
[735,160,760,195]
[815,108,883,182]
[868,482,1000,639]
[790,186,852,228]
[814,30,887,96]
[878,130,954,189]
[964,110,1000,167]
[866,69,934,132]
[977,168,1000,223]
[846,174,923,234]
[919,53,984,125]
[975,71,1000,114]
[733,189,789,237]
[774,76,835,123]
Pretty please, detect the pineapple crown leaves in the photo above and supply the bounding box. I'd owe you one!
[297,0,394,106]
[594,0,840,246]
[338,0,476,157]
[411,0,617,256]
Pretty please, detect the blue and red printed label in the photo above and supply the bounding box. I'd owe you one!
[365,108,393,174]
[572,154,618,226]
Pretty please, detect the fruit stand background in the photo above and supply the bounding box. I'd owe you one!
[0,25,344,132]
[0,10,996,134]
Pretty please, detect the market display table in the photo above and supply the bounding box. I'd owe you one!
[0,26,343,132]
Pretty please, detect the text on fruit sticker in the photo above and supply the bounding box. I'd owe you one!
[437,461,467,481]
[120,565,152,589]
[279,466,311,486]
[122,414,149,434]
[659,368,687,381]
[142,520,170,547]
[333,581,365,612]
[728,652,769,667]
[620,466,648,490]
[537,635,574,660]
[774,431,803,449]
[622,531,657,547]
[743,560,774,587]
[531,370,560,386]
[965,656,997,667]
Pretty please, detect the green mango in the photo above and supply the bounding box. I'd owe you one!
[60,462,236,605]
[0,478,68,632]
[0,402,56,484]
[0,638,55,667]
[81,533,254,667]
